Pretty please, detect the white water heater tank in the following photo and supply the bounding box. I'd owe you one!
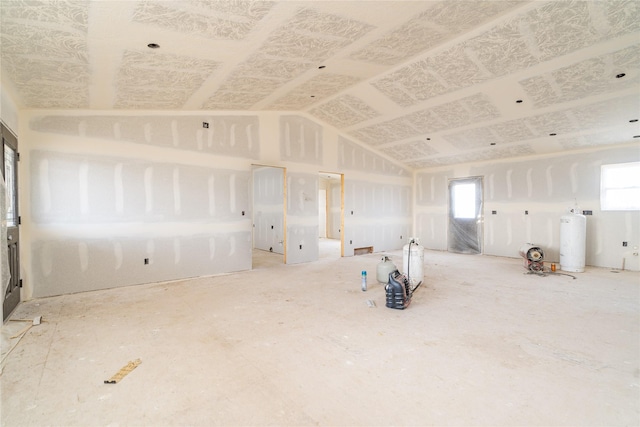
[403,239,424,287]
[559,211,587,272]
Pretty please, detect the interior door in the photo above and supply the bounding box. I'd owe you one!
[2,122,20,321]
[448,177,483,254]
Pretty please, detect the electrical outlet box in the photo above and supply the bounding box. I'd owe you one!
[622,241,628,247]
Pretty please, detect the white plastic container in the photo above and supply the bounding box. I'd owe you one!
[403,240,424,287]
[559,212,587,272]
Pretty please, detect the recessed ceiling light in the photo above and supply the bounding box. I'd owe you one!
[616,73,626,78]
[516,99,523,103]
[549,133,557,136]
[147,43,160,49]
[630,119,638,123]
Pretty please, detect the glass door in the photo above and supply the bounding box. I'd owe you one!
[448,177,483,254]
[2,122,20,321]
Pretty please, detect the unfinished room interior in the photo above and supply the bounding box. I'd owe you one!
[1,0,639,425]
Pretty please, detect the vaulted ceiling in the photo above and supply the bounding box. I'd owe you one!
[1,0,639,169]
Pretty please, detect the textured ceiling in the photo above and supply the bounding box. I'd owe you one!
[1,0,639,169]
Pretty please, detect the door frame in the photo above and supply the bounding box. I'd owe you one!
[2,121,20,321]
[319,171,344,257]
[447,176,483,255]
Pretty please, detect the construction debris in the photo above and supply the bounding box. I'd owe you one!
[104,359,142,384]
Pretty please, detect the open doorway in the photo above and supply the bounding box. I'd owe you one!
[318,172,343,259]
[252,165,286,268]
[448,176,483,254]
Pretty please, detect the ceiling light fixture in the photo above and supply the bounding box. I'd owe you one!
[147,43,160,49]
[615,73,626,78]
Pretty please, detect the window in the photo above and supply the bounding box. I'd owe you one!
[600,162,640,211]
[452,182,476,219]
[3,143,17,226]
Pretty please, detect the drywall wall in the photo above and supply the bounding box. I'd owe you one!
[318,178,327,238]
[286,171,319,264]
[19,111,412,298]
[415,144,640,270]
[327,180,342,240]
[339,136,413,256]
[252,166,285,254]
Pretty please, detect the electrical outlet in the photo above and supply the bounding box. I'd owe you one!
[144,258,149,265]
[203,122,209,128]
[492,210,497,215]
[622,241,628,247]
[525,210,528,215]
[299,245,302,250]
[583,210,593,215]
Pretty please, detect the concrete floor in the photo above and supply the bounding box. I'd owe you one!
[1,248,639,426]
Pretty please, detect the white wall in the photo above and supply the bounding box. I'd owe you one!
[19,110,413,298]
[253,166,285,254]
[415,144,640,271]
[318,184,327,238]
[327,180,342,240]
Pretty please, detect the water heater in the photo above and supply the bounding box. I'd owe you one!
[560,210,587,273]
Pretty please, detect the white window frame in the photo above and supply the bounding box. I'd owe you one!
[600,162,640,211]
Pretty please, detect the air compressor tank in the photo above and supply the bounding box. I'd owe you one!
[403,239,424,287]
[560,210,586,272]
